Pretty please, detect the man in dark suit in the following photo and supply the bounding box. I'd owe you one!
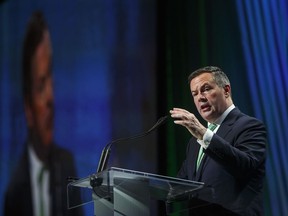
[4,11,82,216]
[170,66,266,215]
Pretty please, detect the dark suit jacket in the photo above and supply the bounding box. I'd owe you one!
[4,143,83,216]
[177,108,266,216]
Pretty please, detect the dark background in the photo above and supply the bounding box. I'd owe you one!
[1,0,287,215]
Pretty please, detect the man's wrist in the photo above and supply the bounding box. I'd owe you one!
[202,129,214,149]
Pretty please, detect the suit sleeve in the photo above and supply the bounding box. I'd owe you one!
[177,139,194,179]
[205,117,266,179]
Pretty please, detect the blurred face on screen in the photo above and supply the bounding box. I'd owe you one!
[25,30,54,159]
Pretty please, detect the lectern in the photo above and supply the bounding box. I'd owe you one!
[67,167,208,215]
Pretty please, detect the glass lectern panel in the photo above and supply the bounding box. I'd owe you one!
[67,167,204,210]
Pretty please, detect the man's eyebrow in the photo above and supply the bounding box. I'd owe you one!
[195,82,210,89]
[201,82,210,86]
[192,82,212,93]
[200,82,213,88]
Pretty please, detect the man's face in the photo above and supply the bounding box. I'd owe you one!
[190,72,231,123]
[26,30,54,148]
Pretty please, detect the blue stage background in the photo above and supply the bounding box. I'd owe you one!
[1,0,288,215]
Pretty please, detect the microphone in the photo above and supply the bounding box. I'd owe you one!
[96,115,168,173]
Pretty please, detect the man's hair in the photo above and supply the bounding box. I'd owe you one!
[22,11,48,103]
[188,66,230,88]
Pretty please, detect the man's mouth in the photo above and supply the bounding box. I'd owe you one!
[200,104,211,111]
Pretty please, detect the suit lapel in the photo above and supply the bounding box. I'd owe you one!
[217,107,240,139]
[20,145,34,215]
[195,108,240,178]
[191,143,200,178]
[195,153,207,180]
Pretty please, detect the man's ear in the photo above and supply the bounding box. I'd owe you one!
[224,85,231,97]
[24,100,33,128]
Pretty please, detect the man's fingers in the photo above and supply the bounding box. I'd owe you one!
[170,108,190,115]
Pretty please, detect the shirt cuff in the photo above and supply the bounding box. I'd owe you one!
[197,129,214,149]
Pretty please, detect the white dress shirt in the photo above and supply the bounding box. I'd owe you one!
[28,145,51,216]
[198,104,235,149]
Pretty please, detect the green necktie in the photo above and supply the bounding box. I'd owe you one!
[196,123,217,171]
[38,166,46,216]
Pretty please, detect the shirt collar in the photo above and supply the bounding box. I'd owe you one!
[28,144,44,175]
[210,104,235,126]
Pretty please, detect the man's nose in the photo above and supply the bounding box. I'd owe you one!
[45,79,54,107]
[197,93,207,102]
